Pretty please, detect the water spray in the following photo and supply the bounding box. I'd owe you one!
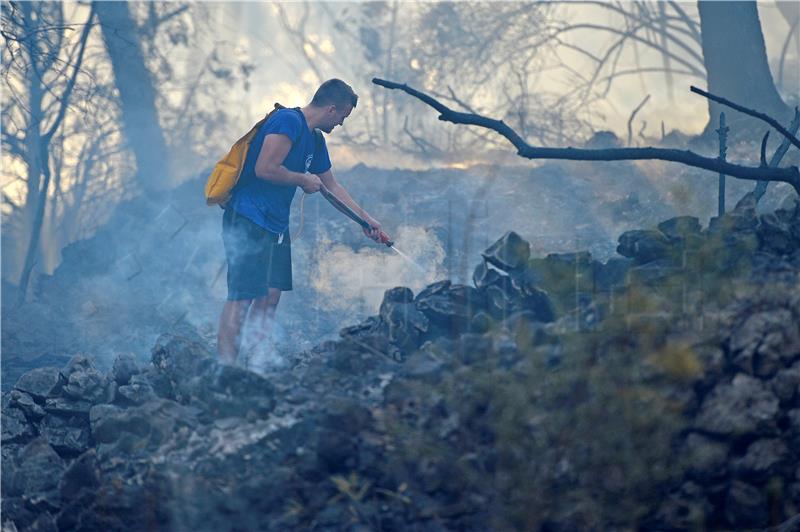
[319,185,426,273]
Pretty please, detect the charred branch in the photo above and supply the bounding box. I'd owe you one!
[627,94,650,146]
[373,77,800,195]
[754,108,800,201]
[690,86,800,151]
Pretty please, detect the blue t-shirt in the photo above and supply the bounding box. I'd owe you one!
[228,108,331,233]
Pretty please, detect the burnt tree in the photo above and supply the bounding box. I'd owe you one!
[94,1,171,192]
[698,1,791,137]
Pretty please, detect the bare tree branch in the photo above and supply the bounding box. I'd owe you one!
[690,86,800,151]
[627,94,650,146]
[43,5,95,142]
[373,77,800,194]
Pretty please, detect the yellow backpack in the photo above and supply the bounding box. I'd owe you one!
[204,103,287,206]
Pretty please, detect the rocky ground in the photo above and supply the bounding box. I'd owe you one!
[2,188,800,530]
[4,149,790,390]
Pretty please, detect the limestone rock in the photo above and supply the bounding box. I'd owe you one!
[695,374,779,437]
[617,229,671,264]
[481,231,530,272]
[111,353,141,386]
[725,480,768,528]
[683,432,728,482]
[733,438,789,482]
[657,216,701,242]
[728,309,800,378]
[14,367,64,401]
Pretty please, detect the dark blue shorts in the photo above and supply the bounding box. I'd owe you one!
[222,208,292,300]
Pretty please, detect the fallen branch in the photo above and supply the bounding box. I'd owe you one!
[372,78,800,194]
[690,85,800,151]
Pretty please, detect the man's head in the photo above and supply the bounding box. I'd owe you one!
[309,79,358,133]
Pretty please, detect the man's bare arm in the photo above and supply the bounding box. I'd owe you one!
[317,169,370,220]
[254,134,321,192]
[318,169,382,240]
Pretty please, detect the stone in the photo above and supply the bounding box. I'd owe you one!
[151,333,215,386]
[771,361,800,403]
[617,229,672,264]
[39,414,91,456]
[472,261,503,290]
[117,382,157,405]
[328,339,383,373]
[2,497,38,530]
[7,390,46,420]
[381,286,414,305]
[111,353,141,386]
[708,206,757,235]
[683,432,728,482]
[785,409,800,450]
[728,309,800,378]
[14,367,64,401]
[61,354,94,376]
[519,286,555,323]
[757,211,799,255]
[340,316,380,338]
[135,368,175,400]
[1,407,36,444]
[62,367,109,404]
[8,439,64,501]
[593,257,632,291]
[416,295,472,332]
[90,399,197,453]
[651,486,711,531]
[481,231,530,272]
[59,449,99,499]
[733,438,789,482]
[725,480,768,528]
[43,397,93,417]
[382,301,429,351]
[1,442,22,493]
[447,284,486,308]
[415,280,451,302]
[27,512,58,532]
[695,374,779,437]
[657,216,701,242]
[484,284,516,319]
[192,364,276,418]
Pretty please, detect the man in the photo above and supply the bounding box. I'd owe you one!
[218,79,382,364]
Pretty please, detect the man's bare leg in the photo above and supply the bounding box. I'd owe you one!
[217,299,252,364]
[244,289,282,368]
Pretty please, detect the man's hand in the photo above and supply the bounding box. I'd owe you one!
[363,214,383,242]
[301,174,322,194]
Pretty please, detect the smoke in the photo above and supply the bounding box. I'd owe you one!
[311,225,446,313]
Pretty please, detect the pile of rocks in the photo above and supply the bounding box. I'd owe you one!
[650,285,800,529]
[2,195,799,531]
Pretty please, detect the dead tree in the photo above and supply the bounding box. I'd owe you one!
[698,1,790,138]
[94,1,171,192]
[373,78,800,195]
[3,3,96,307]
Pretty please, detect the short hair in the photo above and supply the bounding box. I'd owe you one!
[310,79,358,109]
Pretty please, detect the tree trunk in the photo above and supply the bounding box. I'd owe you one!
[698,1,791,138]
[94,1,171,192]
